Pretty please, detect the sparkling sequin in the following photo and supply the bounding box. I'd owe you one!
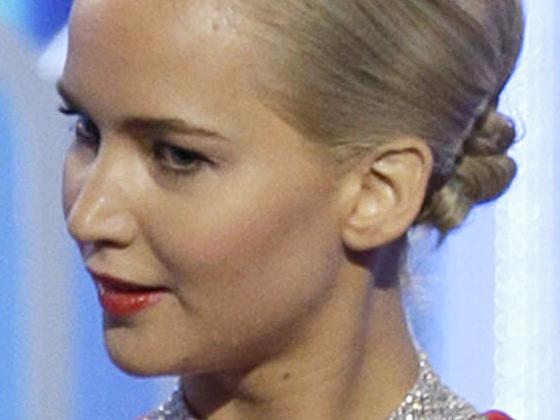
[141,353,484,419]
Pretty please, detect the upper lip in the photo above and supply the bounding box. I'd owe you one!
[87,268,167,292]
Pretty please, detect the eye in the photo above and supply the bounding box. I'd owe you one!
[74,115,100,147]
[153,142,209,174]
[58,106,100,149]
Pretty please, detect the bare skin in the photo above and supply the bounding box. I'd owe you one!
[60,1,433,419]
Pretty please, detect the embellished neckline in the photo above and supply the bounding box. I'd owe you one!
[142,353,483,419]
[387,352,483,419]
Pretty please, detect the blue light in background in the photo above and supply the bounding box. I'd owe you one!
[0,0,72,45]
[27,0,72,46]
[0,91,21,420]
[0,1,25,30]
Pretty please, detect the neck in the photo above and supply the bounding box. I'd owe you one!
[181,264,418,420]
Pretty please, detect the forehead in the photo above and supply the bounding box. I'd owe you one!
[63,0,250,113]
[68,0,240,69]
[71,0,237,42]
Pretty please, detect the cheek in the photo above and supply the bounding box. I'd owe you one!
[150,191,339,365]
[146,170,340,312]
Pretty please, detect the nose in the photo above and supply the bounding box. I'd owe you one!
[65,147,138,250]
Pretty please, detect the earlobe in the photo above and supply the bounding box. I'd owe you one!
[340,139,433,252]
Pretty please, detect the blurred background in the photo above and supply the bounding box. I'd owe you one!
[0,1,558,419]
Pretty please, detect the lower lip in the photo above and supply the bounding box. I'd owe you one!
[97,288,164,317]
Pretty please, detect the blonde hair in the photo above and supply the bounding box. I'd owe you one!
[235,0,524,236]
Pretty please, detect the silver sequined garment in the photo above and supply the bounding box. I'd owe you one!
[141,353,484,420]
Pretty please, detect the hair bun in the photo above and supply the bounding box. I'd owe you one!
[463,106,516,156]
[416,108,517,235]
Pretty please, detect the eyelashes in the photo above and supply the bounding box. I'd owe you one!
[57,105,211,177]
[59,105,101,148]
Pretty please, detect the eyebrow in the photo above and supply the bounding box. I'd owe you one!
[56,80,227,141]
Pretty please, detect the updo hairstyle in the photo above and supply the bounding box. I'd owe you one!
[235,0,524,236]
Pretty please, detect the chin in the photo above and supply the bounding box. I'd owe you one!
[110,357,161,378]
[102,326,184,377]
[102,325,225,379]
[100,316,258,378]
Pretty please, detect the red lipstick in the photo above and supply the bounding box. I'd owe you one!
[90,272,166,317]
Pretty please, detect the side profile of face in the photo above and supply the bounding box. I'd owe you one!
[61,0,347,376]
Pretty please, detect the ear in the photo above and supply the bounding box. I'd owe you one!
[339,138,433,251]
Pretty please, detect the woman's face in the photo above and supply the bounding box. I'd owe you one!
[61,0,345,376]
